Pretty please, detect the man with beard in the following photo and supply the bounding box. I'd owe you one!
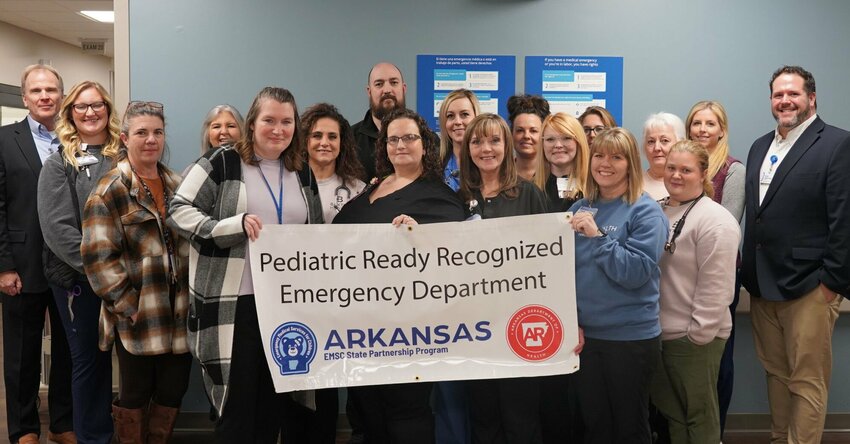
[742,65,850,444]
[353,62,406,180]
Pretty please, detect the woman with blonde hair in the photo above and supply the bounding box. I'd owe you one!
[439,89,481,191]
[568,128,667,443]
[535,112,589,212]
[685,100,743,435]
[37,80,122,443]
[685,101,743,221]
[650,140,740,443]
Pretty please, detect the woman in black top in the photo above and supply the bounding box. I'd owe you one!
[534,112,590,214]
[458,113,547,443]
[334,108,464,444]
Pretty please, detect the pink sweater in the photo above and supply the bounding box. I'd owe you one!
[659,197,741,344]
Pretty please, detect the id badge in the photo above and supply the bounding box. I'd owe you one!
[77,154,99,167]
[759,171,773,185]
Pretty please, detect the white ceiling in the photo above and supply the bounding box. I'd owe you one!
[0,0,114,57]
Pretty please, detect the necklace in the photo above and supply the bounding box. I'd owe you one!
[130,163,177,284]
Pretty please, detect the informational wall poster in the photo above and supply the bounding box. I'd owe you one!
[525,56,624,125]
[249,214,580,392]
[417,55,516,131]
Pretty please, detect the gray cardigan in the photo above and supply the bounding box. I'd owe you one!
[37,146,115,273]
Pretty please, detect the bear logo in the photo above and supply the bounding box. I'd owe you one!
[271,322,317,376]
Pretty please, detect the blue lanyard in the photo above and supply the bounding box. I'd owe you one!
[257,159,284,224]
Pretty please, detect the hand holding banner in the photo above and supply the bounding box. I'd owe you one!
[249,213,579,392]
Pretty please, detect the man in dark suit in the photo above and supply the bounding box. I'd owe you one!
[742,65,850,444]
[0,64,73,444]
[352,62,407,181]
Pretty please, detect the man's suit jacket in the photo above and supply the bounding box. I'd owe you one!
[0,118,49,293]
[742,116,850,301]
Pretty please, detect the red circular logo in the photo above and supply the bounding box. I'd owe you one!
[506,304,563,362]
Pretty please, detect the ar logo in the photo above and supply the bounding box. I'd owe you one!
[522,322,549,347]
[506,305,563,362]
[271,321,317,375]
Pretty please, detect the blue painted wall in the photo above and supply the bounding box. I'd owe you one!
[128,0,850,414]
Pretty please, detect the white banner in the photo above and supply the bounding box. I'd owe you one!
[249,213,579,392]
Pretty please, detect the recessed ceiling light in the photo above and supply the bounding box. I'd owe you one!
[79,10,114,23]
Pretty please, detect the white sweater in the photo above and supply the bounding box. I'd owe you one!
[659,197,741,344]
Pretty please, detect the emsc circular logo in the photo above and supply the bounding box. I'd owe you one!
[271,321,317,375]
[506,304,563,362]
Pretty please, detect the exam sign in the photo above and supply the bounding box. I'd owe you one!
[249,213,579,392]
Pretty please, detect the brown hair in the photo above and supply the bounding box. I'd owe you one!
[578,106,617,128]
[300,102,366,185]
[235,87,303,171]
[375,108,441,181]
[459,113,520,201]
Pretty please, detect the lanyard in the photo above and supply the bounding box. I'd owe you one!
[257,159,284,224]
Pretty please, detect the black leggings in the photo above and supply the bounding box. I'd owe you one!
[114,336,192,409]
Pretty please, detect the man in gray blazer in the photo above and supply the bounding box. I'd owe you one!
[742,65,850,444]
[0,64,73,444]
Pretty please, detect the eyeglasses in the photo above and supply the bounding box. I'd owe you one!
[583,126,606,136]
[72,102,106,113]
[386,134,422,146]
[126,101,164,112]
[543,135,573,145]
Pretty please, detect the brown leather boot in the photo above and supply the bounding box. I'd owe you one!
[48,431,77,444]
[147,402,179,444]
[112,402,146,443]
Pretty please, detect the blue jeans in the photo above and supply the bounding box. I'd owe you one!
[52,281,114,444]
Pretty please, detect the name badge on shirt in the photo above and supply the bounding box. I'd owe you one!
[759,170,773,185]
[76,154,99,167]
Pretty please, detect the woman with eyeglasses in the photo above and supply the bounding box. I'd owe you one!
[200,104,244,154]
[649,140,740,444]
[169,87,323,443]
[439,89,481,192]
[641,112,686,200]
[568,128,667,444]
[578,106,617,146]
[534,112,589,213]
[685,100,743,436]
[81,101,191,443]
[457,113,548,443]
[37,81,121,443]
[508,94,550,182]
[334,108,465,444]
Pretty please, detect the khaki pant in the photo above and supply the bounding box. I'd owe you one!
[750,286,841,444]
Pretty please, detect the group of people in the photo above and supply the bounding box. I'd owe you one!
[0,60,847,444]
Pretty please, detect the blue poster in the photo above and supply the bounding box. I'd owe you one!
[417,55,516,131]
[525,56,624,126]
